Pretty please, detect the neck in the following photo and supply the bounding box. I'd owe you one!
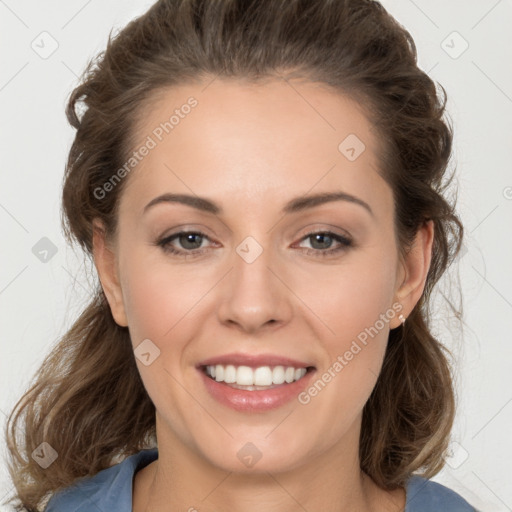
[138,463,376,512]
[133,415,405,512]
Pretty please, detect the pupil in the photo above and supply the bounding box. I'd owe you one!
[312,234,331,249]
[181,233,202,249]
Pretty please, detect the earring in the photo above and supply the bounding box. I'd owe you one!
[398,313,405,325]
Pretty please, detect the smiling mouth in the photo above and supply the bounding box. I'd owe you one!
[200,364,316,390]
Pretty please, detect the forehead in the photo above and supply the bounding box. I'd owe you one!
[119,78,390,218]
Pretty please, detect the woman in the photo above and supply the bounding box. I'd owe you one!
[5,0,478,510]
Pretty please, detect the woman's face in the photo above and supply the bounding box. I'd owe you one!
[94,78,431,474]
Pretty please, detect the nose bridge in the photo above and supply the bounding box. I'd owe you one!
[216,232,292,331]
[234,233,274,289]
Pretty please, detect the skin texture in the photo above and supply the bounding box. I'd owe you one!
[92,78,433,512]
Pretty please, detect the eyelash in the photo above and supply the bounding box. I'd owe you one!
[155,230,353,259]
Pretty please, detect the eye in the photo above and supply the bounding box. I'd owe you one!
[295,231,353,257]
[156,231,214,258]
[155,229,353,259]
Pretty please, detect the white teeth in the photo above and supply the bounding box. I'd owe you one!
[237,365,254,385]
[285,367,295,383]
[214,365,224,382]
[223,365,237,383]
[205,364,308,387]
[272,366,285,385]
[254,366,272,386]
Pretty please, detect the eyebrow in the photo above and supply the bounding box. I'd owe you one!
[143,191,374,217]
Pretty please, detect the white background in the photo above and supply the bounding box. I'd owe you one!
[1,1,511,511]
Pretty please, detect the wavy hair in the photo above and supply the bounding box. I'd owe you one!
[4,0,464,509]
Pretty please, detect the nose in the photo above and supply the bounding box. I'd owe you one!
[216,238,293,334]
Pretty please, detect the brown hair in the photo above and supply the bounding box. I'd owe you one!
[4,0,464,509]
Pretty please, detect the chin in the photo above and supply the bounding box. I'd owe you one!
[196,432,310,475]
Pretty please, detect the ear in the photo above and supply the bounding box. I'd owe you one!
[92,218,128,327]
[390,220,434,329]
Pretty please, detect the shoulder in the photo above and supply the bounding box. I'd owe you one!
[405,475,478,512]
[44,448,158,512]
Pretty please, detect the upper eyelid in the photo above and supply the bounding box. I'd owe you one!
[158,217,353,238]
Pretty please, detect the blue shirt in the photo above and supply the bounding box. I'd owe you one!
[44,448,478,511]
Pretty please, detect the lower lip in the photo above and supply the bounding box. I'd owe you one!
[198,367,316,412]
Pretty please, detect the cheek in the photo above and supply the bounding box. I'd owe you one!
[120,258,201,398]
[297,259,397,432]
[296,242,398,410]
[120,249,209,342]
[338,255,398,380]
[122,272,174,341]
[293,243,397,343]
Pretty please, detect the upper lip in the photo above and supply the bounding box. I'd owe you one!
[197,353,315,369]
